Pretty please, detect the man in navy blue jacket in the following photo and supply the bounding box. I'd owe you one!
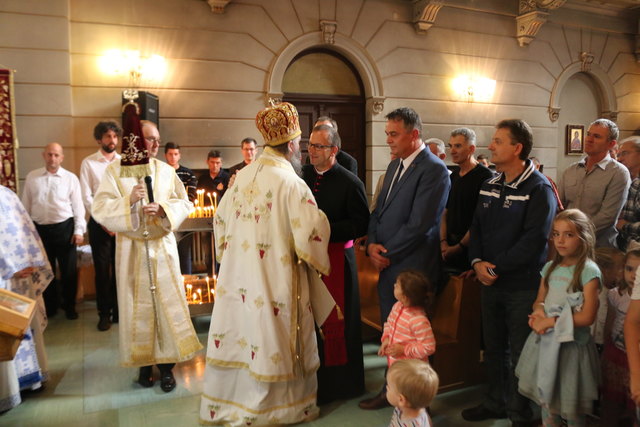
[462,119,556,427]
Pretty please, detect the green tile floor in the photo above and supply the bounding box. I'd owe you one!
[0,301,509,426]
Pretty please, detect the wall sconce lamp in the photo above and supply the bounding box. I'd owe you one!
[99,49,166,100]
[451,75,496,102]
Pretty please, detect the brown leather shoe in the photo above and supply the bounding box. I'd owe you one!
[358,392,390,410]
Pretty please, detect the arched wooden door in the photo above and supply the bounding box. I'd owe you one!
[282,49,366,184]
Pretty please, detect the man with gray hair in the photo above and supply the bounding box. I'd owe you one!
[558,118,630,247]
[440,128,493,274]
[425,137,447,161]
[616,136,640,249]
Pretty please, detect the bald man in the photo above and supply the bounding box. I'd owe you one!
[22,142,86,319]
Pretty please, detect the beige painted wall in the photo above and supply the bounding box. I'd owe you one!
[0,0,73,193]
[1,0,639,194]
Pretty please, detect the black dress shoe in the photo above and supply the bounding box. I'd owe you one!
[65,309,79,320]
[137,366,154,388]
[160,371,176,393]
[97,315,111,331]
[358,392,390,410]
[461,404,507,421]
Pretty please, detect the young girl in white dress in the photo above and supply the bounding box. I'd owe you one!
[516,209,601,427]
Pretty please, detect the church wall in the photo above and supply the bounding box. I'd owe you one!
[1,0,638,193]
[0,0,73,192]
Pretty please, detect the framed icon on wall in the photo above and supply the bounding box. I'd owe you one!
[566,125,584,155]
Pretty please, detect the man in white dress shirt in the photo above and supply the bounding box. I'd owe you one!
[79,121,121,331]
[22,142,86,319]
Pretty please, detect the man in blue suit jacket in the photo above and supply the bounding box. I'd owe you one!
[367,107,450,323]
[360,107,449,409]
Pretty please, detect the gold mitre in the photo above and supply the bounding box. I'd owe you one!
[255,101,301,147]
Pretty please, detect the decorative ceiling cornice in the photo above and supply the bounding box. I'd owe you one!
[206,0,231,14]
[412,0,444,35]
[517,0,566,47]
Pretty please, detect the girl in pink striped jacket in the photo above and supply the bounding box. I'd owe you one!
[379,270,436,365]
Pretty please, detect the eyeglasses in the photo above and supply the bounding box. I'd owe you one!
[308,143,333,150]
[145,137,161,144]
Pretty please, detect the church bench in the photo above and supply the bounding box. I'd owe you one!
[355,243,483,391]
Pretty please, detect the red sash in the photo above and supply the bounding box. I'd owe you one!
[321,241,351,366]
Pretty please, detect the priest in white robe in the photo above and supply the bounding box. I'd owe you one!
[92,114,202,393]
[200,102,331,426]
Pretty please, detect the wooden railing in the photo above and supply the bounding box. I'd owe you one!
[355,242,484,391]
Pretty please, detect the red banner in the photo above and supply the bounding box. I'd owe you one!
[0,69,17,192]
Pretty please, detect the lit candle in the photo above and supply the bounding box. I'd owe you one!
[195,189,202,208]
[206,277,211,303]
[214,193,218,210]
[186,283,192,300]
[208,192,214,209]
[197,288,203,304]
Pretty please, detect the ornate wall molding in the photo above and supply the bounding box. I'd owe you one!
[537,0,567,9]
[206,0,230,14]
[516,10,549,47]
[320,20,337,45]
[548,62,617,123]
[580,51,594,72]
[412,0,444,35]
[602,110,619,122]
[366,96,386,116]
[265,93,283,105]
[266,32,384,105]
[516,0,566,47]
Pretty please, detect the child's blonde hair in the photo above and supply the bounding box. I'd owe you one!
[396,270,432,313]
[387,359,439,409]
[595,246,623,290]
[545,209,596,293]
[595,247,623,273]
[621,241,640,295]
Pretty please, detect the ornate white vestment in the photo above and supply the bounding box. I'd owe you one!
[200,148,331,426]
[0,185,53,411]
[92,158,202,366]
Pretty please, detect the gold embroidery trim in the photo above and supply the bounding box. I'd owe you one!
[205,357,319,382]
[201,392,316,415]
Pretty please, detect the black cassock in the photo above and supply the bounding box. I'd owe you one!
[302,163,370,404]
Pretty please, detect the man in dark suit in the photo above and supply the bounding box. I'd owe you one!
[302,124,369,405]
[359,107,450,408]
